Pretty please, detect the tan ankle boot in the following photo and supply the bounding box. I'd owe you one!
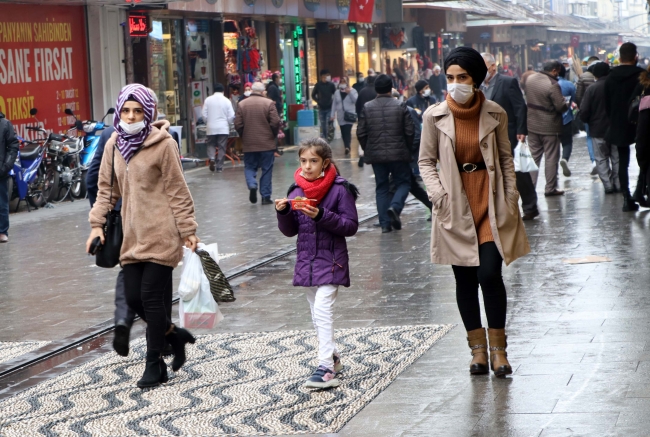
[488,328,513,377]
[466,328,489,375]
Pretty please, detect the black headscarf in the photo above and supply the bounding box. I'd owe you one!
[443,47,488,89]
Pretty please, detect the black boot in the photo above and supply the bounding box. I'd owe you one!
[357,157,364,167]
[623,195,639,212]
[137,351,168,389]
[113,320,131,357]
[166,325,196,371]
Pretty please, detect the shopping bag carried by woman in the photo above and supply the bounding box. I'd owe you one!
[513,141,539,173]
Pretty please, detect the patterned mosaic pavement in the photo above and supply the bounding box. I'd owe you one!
[0,341,50,365]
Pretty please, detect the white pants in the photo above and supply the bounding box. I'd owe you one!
[306,284,339,369]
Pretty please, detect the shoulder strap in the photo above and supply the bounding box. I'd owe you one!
[107,145,116,210]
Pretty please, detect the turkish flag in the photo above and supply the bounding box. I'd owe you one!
[348,0,375,23]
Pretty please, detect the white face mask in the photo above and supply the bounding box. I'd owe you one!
[244,91,252,97]
[339,84,347,90]
[119,120,146,135]
[447,83,474,104]
[422,89,431,97]
[326,76,332,82]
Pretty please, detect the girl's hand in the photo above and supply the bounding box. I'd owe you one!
[185,235,200,252]
[300,205,320,219]
[86,228,105,254]
[275,198,289,211]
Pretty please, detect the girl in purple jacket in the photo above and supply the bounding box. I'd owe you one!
[275,138,359,389]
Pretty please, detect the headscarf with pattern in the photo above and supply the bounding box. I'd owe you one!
[113,84,156,163]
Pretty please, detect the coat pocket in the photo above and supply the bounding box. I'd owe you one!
[433,193,451,223]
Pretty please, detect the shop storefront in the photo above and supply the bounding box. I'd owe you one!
[0,4,91,140]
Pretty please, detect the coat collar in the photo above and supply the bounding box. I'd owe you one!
[429,97,501,146]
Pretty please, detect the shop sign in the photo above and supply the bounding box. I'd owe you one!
[304,0,320,12]
[511,27,526,45]
[271,0,284,7]
[0,4,90,141]
[548,31,570,45]
[292,27,303,103]
[480,32,490,40]
[337,0,350,15]
[128,14,149,38]
[571,34,580,47]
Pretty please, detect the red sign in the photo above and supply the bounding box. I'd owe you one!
[129,15,149,38]
[571,34,580,48]
[0,5,90,141]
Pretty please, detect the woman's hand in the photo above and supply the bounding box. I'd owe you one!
[300,205,320,219]
[86,228,105,254]
[184,235,200,252]
[275,198,289,211]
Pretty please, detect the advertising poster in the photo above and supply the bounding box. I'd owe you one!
[0,5,90,141]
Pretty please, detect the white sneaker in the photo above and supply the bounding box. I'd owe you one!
[590,161,598,176]
[560,158,571,177]
[0,234,7,243]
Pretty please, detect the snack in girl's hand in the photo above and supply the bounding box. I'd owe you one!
[291,197,317,209]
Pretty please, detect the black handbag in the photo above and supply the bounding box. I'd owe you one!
[195,249,235,302]
[344,111,358,123]
[96,145,123,268]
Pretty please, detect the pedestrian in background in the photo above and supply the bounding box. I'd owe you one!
[357,74,414,233]
[480,53,538,221]
[202,83,235,173]
[429,65,447,102]
[266,73,283,118]
[406,79,435,113]
[275,138,359,389]
[331,76,358,155]
[353,72,365,94]
[87,84,199,389]
[558,64,577,177]
[235,82,281,205]
[419,47,530,378]
[633,65,650,202]
[576,56,601,175]
[355,75,377,167]
[525,60,568,197]
[311,69,337,140]
[405,103,433,219]
[0,112,19,243]
[580,62,618,194]
[605,42,647,211]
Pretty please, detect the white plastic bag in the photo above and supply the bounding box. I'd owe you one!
[513,141,539,173]
[179,272,224,331]
[178,247,203,301]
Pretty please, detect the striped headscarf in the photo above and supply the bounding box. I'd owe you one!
[113,84,156,163]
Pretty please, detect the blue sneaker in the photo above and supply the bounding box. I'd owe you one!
[304,365,340,389]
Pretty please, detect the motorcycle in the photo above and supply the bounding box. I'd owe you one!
[7,111,59,211]
[45,133,84,202]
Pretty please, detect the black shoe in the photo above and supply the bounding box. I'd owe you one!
[345,148,350,155]
[113,322,131,357]
[137,351,168,389]
[249,188,258,204]
[522,210,540,221]
[632,195,650,208]
[387,207,402,230]
[373,222,382,227]
[261,197,273,205]
[162,342,174,357]
[544,189,565,197]
[623,197,639,212]
[166,325,196,372]
[381,226,392,233]
[357,157,364,167]
[209,160,215,172]
[604,188,614,195]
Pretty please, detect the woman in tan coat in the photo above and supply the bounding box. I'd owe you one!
[86,84,200,389]
[419,48,530,377]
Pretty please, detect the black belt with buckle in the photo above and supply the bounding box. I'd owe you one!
[458,162,487,173]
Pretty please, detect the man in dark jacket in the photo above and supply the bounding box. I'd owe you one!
[428,65,447,102]
[576,56,601,173]
[355,75,377,116]
[352,72,365,94]
[311,69,336,140]
[357,74,414,233]
[266,73,283,118]
[0,113,19,243]
[406,79,435,113]
[605,42,646,211]
[481,53,538,220]
[580,62,618,194]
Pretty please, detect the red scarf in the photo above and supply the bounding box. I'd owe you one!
[294,165,338,205]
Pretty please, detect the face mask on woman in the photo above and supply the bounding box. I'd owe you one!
[422,89,431,97]
[119,120,146,135]
[339,84,347,91]
[447,83,474,104]
[244,91,252,97]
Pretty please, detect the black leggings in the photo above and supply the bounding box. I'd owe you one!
[340,124,352,150]
[451,242,507,331]
[124,262,173,353]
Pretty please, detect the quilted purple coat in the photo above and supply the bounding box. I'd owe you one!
[277,176,359,287]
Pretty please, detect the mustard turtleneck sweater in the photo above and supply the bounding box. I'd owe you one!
[446,91,494,245]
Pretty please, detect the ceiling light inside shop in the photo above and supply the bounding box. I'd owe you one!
[358,36,366,47]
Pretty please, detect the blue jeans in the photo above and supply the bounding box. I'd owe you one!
[372,161,412,228]
[319,109,331,139]
[0,177,9,235]
[585,124,595,162]
[244,151,275,199]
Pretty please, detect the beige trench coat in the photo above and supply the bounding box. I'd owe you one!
[418,99,530,267]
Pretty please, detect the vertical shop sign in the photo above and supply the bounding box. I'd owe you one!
[293,27,303,104]
[0,4,90,141]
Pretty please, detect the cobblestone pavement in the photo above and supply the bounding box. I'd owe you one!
[3,135,650,436]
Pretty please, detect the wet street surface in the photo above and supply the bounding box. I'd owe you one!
[2,136,650,436]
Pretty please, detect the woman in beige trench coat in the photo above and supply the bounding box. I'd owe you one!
[419,47,530,378]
